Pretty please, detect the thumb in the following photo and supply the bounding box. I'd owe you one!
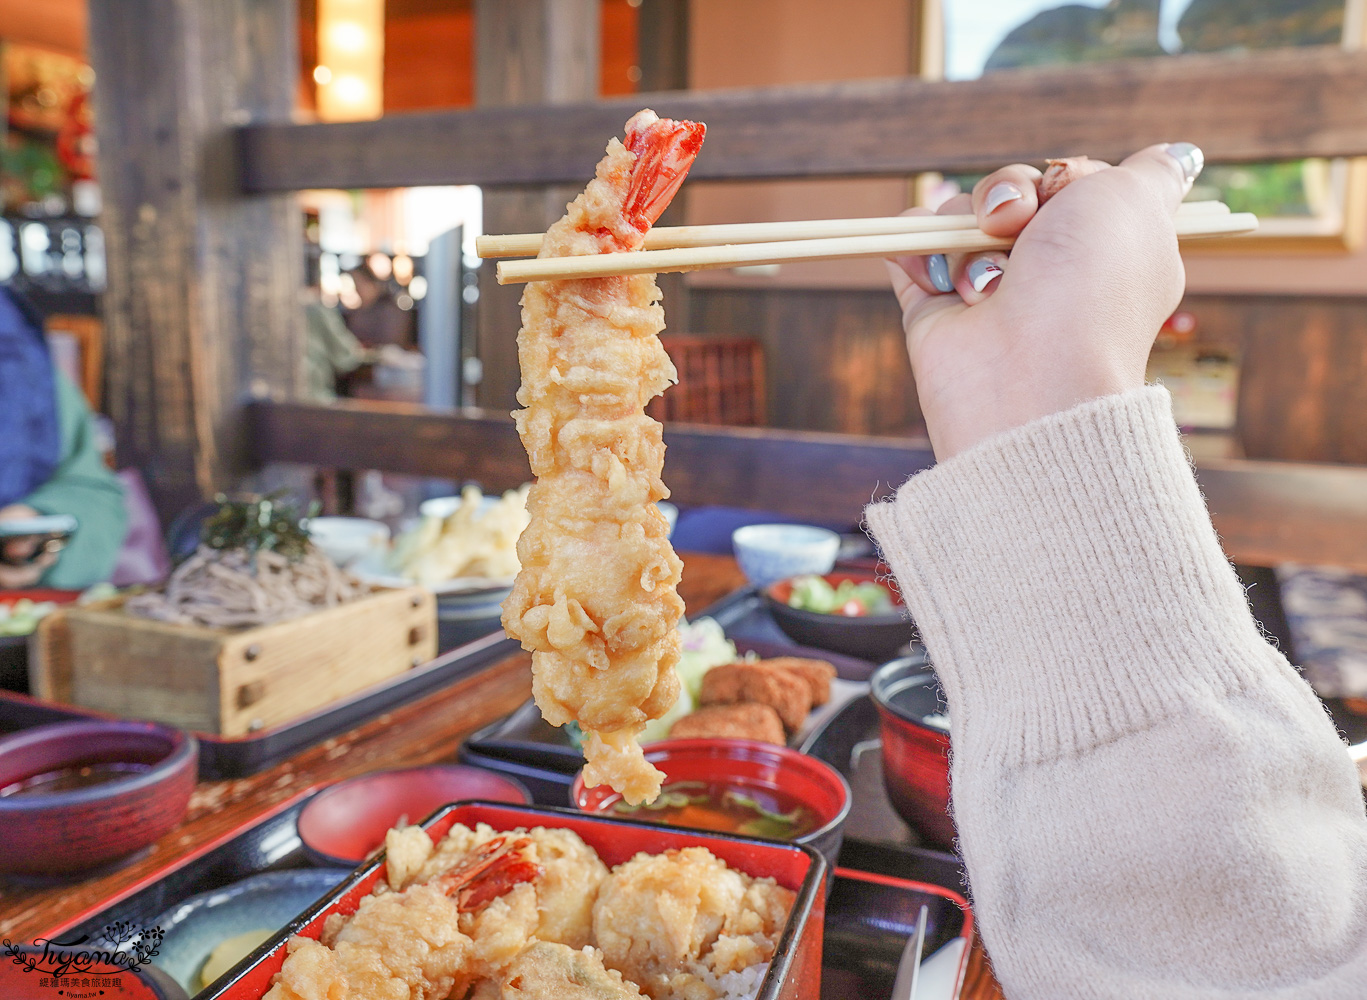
[1118,142,1204,211]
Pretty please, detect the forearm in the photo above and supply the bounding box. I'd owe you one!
[866,387,1367,999]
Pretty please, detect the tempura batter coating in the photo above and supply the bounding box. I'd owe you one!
[502,110,706,804]
[265,880,475,1000]
[592,847,794,1000]
[502,942,645,999]
[387,822,609,950]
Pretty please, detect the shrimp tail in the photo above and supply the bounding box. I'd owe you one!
[623,108,706,233]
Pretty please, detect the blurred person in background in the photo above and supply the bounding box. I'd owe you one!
[304,248,370,403]
[0,286,126,589]
[343,261,416,350]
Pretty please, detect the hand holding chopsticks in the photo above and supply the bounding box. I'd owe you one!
[482,200,1257,285]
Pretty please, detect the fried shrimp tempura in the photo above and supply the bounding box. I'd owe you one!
[502,109,706,805]
[265,824,587,1000]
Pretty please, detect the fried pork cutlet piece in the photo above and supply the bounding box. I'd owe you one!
[765,657,836,706]
[667,703,786,745]
[698,662,812,731]
[501,942,645,999]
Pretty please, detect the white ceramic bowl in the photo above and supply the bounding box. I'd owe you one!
[419,494,499,520]
[731,524,840,588]
[657,501,679,537]
[307,517,390,569]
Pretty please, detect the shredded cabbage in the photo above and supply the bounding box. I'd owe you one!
[638,617,738,743]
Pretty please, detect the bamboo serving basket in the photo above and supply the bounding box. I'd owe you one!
[30,586,437,736]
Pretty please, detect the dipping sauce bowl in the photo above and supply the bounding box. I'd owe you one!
[0,720,197,876]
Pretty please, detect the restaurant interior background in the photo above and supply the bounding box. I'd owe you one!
[4,4,1367,993]
[10,0,1366,443]
[2,0,1366,685]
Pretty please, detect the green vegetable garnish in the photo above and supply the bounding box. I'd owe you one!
[200,492,319,559]
[0,598,58,636]
[612,782,709,814]
[787,575,893,616]
[724,790,809,839]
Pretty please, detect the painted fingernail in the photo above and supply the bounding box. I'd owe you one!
[967,257,1004,293]
[1165,142,1205,186]
[926,254,953,293]
[983,182,1024,216]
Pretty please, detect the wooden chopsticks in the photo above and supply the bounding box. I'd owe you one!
[478,200,1230,258]
[482,201,1258,285]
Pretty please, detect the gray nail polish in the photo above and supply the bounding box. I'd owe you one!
[983,182,1024,216]
[967,257,1004,293]
[1166,142,1205,185]
[926,254,953,293]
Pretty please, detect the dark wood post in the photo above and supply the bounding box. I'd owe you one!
[474,0,601,413]
[89,0,305,519]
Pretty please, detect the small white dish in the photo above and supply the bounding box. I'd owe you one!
[731,523,840,588]
[658,501,679,537]
[418,494,499,520]
[307,517,390,569]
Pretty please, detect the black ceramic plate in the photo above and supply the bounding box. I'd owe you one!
[460,632,874,796]
[151,869,350,995]
[823,867,971,999]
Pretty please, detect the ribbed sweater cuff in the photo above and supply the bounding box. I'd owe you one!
[866,386,1281,767]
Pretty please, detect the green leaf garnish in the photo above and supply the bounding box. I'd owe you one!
[200,491,319,560]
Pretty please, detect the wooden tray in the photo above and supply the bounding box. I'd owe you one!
[31,587,436,736]
[0,631,521,780]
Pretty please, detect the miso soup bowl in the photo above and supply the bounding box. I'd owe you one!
[870,653,954,850]
[571,738,851,879]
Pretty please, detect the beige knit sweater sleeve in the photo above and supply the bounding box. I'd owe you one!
[865,386,1367,1000]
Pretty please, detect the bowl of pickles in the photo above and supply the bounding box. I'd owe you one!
[763,570,917,662]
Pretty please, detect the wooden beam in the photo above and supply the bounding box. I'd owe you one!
[239,47,1367,192]
[247,400,1367,572]
[91,0,305,518]
[473,0,602,413]
[248,399,934,524]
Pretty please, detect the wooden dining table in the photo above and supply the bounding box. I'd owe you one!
[0,551,1004,1000]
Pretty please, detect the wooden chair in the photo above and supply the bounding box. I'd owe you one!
[646,335,766,426]
[45,313,104,411]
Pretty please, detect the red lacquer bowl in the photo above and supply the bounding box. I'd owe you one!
[870,653,954,849]
[571,738,851,878]
[0,720,197,876]
[297,765,531,866]
[203,801,827,1000]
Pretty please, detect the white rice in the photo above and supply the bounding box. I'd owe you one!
[696,961,770,1000]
